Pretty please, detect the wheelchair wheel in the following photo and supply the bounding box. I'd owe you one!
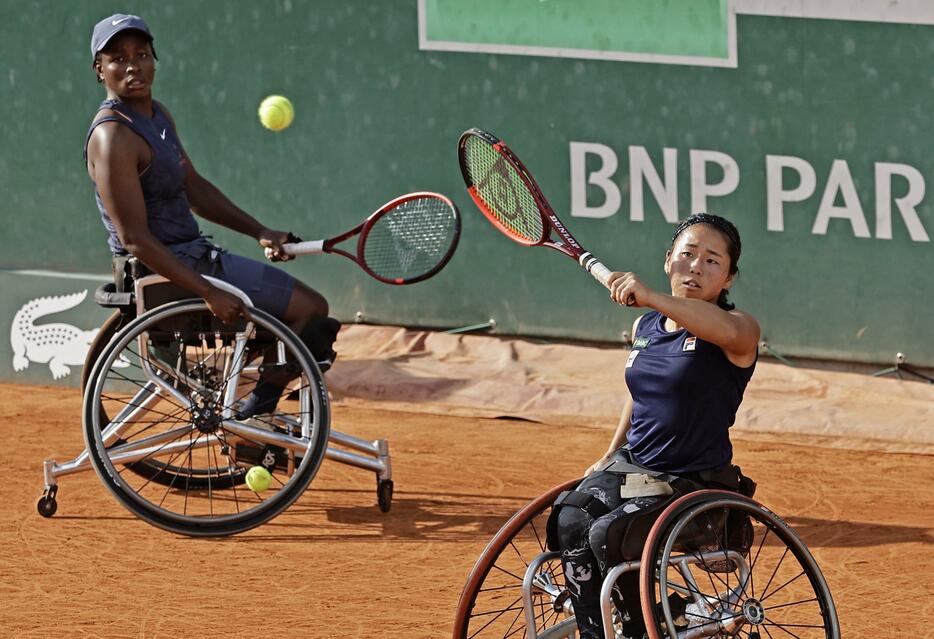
[83,309,249,490]
[82,300,330,537]
[640,490,839,639]
[81,309,127,390]
[453,478,578,639]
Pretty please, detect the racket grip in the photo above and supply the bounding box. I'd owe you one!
[581,253,636,306]
[265,240,325,258]
[581,255,612,289]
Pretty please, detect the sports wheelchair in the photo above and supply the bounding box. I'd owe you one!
[37,266,393,536]
[453,479,839,639]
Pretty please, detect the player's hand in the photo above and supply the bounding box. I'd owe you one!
[607,272,652,308]
[258,228,297,262]
[203,286,249,323]
[584,454,612,477]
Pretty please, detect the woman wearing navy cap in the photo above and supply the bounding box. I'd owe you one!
[84,14,337,415]
[548,214,760,639]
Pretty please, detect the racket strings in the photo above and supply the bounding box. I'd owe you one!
[363,197,457,281]
[463,136,544,243]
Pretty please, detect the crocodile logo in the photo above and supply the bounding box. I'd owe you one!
[11,290,99,380]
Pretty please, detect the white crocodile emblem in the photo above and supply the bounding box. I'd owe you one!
[11,290,100,380]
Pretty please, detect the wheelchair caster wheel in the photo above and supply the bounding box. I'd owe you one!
[377,479,393,512]
[37,489,58,518]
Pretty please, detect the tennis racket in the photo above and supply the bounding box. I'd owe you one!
[458,128,632,303]
[268,192,461,285]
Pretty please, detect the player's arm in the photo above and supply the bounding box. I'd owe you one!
[158,102,292,260]
[87,121,246,322]
[584,395,633,476]
[583,316,640,476]
[607,272,759,366]
[645,295,758,362]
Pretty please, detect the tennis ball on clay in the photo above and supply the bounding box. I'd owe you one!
[258,95,294,131]
[245,465,273,492]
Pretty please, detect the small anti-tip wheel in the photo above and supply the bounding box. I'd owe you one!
[37,495,58,518]
[377,479,393,512]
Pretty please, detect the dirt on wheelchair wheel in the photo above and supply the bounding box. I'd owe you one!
[1,382,931,638]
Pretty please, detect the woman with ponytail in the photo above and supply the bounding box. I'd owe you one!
[547,214,760,639]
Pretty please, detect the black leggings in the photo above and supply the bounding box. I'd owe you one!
[554,470,675,638]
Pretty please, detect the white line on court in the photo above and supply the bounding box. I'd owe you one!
[2,269,110,282]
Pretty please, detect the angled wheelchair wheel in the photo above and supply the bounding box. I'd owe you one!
[83,309,250,490]
[81,310,127,391]
[453,478,579,639]
[82,300,330,537]
[640,490,840,639]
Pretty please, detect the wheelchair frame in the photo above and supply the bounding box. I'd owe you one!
[37,273,394,533]
[453,483,839,639]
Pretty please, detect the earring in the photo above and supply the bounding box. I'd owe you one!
[97,75,104,83]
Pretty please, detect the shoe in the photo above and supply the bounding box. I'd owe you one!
[316,350,336,373]
[667,592,689,627]
[236,380,285,418]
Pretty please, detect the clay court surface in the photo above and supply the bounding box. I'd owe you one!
[1,329,932,637]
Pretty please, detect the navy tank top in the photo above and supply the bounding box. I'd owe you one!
[84,99,201,254]
[624,311,756,474]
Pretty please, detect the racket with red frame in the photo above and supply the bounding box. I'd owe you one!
[268,191,461,285]
[458,128,631,302]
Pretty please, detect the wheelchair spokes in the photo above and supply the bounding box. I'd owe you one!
[82,301,331,536]
[644,492,839,639]
[453,479,579,639]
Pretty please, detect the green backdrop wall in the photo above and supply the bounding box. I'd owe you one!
[2,0,933,387]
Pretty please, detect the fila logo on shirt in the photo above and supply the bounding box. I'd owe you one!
[683,337,697,352]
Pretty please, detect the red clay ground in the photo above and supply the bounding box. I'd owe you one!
[1,383,931,637]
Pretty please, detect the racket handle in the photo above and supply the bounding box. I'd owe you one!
[580,254,612,289]
[265,240,325,258]
[581,254,636,306]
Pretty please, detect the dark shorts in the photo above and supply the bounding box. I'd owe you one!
[169,237,296,320]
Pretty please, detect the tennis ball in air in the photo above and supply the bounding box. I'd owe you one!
[258,95,294,131]
[245,465,272,492]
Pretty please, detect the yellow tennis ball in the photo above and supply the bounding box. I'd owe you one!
[258,95,294,131]
[245,465,272,492]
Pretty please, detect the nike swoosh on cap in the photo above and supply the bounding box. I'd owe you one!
[112,17,130,25]
[160,129,166,140]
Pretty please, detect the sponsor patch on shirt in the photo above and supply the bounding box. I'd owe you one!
[632,336,650,349]
[626,349,640,368]
[683,336,697,352]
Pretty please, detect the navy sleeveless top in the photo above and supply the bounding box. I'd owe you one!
[624,311,756,474]
[84,99,201,254]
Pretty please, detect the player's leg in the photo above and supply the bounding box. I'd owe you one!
[550,470,622,639]
[587,495,671,638]
[239,279,337,417]
[551,463,683,639]
[208,252,339,417]
[281,280,338,367]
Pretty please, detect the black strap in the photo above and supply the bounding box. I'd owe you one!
[553,490,611,520]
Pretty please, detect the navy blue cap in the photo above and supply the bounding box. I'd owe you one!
[90,14,153,62]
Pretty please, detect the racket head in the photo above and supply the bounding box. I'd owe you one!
[356,192,461,285]
[458,128,549,246]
